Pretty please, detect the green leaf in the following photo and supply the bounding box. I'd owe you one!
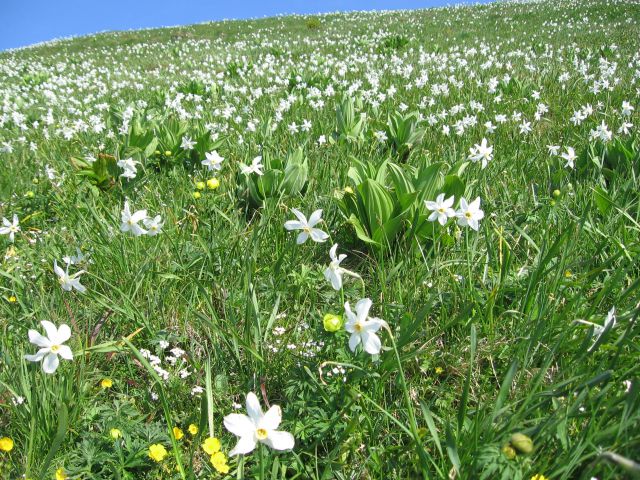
[593,185,612,215]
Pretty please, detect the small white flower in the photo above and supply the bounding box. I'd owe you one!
[456,197,484,231]
[0,215,20,243]
[24,320,73,374]
[344,298,385,355]
[284,208,329,244]
[117,157,139,179]
[54,260,86,293]
[120,201,148,236]
[240,156,264,176]
[468,138,493,168]
[181,135,196,150]
[560,146,577,169]
[324,243,359,290]
[224,392,295,456]
[143,215,164,236]
[425,193,456,226]
[202,151,224,171]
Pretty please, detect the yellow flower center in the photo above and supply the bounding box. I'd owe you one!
[50,345,60,353]
[354,322,363,332]
[465,212,472,219]
[438,208,445,213]
[303,226,312,234]
[256,428,268,440]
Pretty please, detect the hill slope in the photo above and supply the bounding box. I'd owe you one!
[0,1,639,478]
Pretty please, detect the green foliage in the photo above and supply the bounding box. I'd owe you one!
[336,157,466,251]
[70,153,119,194]
[238,147,309,207]
[334,95,367,144]
[385,110,426,161]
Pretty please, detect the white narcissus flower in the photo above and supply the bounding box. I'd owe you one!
[143,215,164,236]
[120,201,148,236]
[202,150,224,171]
[284,208,329,244]
[181,135,196,150]
[240,156,264,176]
[224,392,295,456]
[24,321,73,374]
[467,138,493,168]
[344,298,386,355]
[324,243,359,290]
[116,157,139,179]
[456,197,484,231]
[560,146,577,169]
[425,194,456,226]
[54,260,87,293]
[0,214,20,242]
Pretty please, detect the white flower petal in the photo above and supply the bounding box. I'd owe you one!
[361,331,382,355]
[348,333,361,352]
[264,430,294,451]
[260,405,282,431]
[307,209,323,226]
[42,353,60,374]
[354,298,372,322]
[28,330,51,348]
[229,435,257,456]
[246,392,263,423]
[224,413,256,437]
[284,220,303,231]
[41,320,58,341]
[57,345,73,360]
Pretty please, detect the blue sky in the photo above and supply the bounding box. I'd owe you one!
[0,0,486,51]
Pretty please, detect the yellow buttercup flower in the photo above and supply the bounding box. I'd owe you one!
[211,451,230,474]
[109,428,122,439]
[531,475,548,480]
[55,468,67,480]
[173,426,184,441]
[8,295,17,303]
[192,191,201,199]
[196,181,206,190]
[435,367,444,375]
[188,424,198,435]
[0,436,14,452]
[207,178,220,190]
[148,444,168,462]
[202,436,221,455]
[100,378,113,389]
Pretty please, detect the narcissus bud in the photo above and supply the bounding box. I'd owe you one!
[323,313,343,332]
[502,444,516,460]
[510,433,534,454]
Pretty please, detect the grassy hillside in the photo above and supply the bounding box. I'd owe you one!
[0,0,639,478]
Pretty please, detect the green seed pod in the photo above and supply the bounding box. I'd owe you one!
[552,189,561,198]
[510,433,534,454]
